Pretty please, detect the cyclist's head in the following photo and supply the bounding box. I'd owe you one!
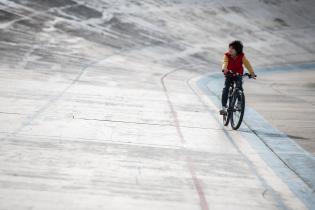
[229,40,243,56]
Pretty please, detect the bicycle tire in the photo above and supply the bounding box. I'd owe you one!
[231,90,245,130]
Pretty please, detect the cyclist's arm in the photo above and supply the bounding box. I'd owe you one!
[243,56,254,75]
[222,54,228,72]
[222,55,228,70]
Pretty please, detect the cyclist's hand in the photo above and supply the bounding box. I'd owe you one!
[223,69,229,75]
[251,73,257,79]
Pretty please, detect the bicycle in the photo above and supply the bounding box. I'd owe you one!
[222,70,256,130]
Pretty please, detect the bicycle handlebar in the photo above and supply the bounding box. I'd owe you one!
[222,70,257,79]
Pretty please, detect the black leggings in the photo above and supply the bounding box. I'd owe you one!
[221,76,243,107]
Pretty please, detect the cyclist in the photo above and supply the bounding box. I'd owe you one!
[220,40,256,115]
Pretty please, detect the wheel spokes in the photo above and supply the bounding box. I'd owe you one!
[232,98,242,124]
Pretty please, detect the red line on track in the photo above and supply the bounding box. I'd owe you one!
[161,68,209,210]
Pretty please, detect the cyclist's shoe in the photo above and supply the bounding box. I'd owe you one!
[220,106,227,115]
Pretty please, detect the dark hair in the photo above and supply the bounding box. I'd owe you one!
[229,40,243,55]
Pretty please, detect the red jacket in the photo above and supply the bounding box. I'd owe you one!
[225,52,244,75]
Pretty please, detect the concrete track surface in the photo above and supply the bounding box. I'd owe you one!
[0,0,314,209]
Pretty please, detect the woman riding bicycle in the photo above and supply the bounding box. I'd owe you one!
[220,40,256,115]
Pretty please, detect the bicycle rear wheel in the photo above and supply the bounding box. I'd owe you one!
[231,90,245,130]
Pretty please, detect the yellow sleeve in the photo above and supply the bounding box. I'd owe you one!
[222,55,228,70]
[243,56,254,75]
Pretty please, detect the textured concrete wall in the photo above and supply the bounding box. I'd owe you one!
[0,1,314,210]
[1,0,314,69]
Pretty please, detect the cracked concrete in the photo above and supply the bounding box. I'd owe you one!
[0,0,314,209]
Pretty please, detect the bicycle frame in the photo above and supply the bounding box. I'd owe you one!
[222,69,255,129]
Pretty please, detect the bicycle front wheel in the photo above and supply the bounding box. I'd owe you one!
[231,90,245,130]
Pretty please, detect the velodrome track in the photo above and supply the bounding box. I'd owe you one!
[0,0,314,209]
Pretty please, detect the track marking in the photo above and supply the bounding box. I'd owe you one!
[186,73,296,210]
[160,63,209,210]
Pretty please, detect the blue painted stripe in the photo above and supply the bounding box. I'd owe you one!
[197,63,315,209]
